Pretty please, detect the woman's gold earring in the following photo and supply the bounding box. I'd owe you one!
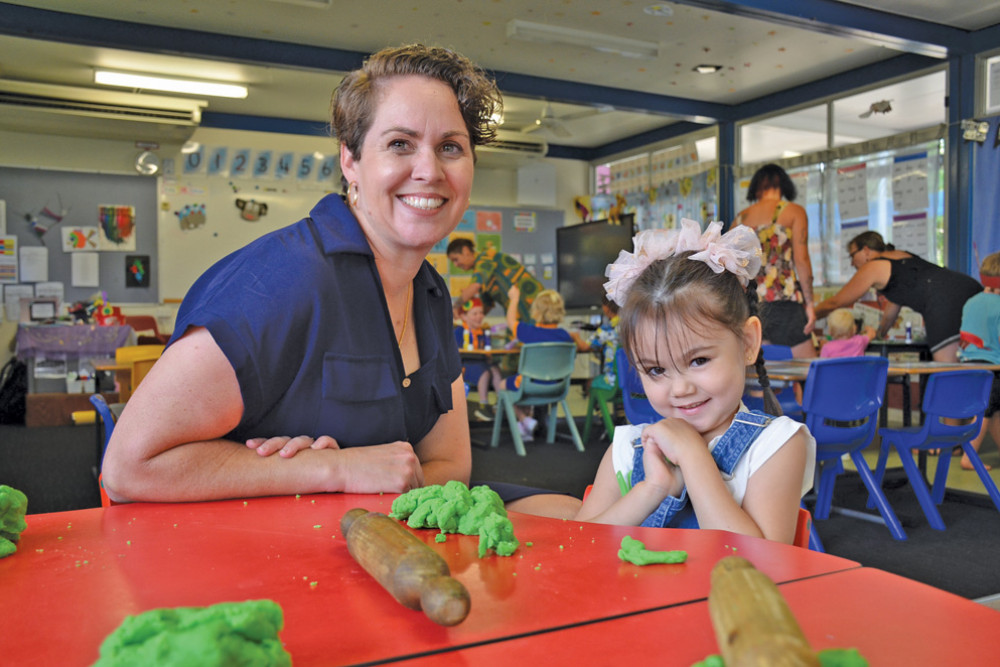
[349,182,359,206]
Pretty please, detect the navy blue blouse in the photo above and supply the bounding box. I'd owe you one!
[170,194,461,447]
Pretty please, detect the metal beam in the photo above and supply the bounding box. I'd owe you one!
[668,0,965,58]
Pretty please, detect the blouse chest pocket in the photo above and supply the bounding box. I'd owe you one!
[320,353,404,446]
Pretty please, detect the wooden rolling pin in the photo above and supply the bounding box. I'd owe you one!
[708,556,820,667]
[341,508,470,626]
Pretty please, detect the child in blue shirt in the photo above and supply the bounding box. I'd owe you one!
[504,286,591,440]
[958,251,1000,470]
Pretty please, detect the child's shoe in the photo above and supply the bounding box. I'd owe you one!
[518,419,535,442]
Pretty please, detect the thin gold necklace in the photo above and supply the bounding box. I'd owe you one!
[397,282,412,346]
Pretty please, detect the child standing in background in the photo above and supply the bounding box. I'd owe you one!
[504,286,592,441]
[820,308,877,358]
[575,220,815,545]
[958,250,1000,470]
[454,297,503,422]
[590,296,621,387]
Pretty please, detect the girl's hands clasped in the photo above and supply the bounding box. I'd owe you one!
[640,418,708,498]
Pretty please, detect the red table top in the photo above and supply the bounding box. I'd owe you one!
[1,493,858,666]
[403,567,1000,665]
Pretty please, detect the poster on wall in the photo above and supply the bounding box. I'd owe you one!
[98,205,137,251]
[19,246,48,282]
[0,235,17,283]
[891,153,929,213]
[892,212,930,258]
[836,163,869,221]
[125,255,151,288]
[61,226,99,252]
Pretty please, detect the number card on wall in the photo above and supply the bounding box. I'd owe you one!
[252,151,273,179]
[182,146,206,175]
[230,149,252,179]
[274,152,295,180]
[207,147,229,177]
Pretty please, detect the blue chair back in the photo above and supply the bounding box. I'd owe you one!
[871,369,997,532]
[800,356,905,540]
[89,393,117,458]
[916,369,992,447]
[511,342,577,406]
[802,357,888,459]
[615,347,660,424]
[762,344,794,360]
[744,344,803,420]
[491,342,584,456]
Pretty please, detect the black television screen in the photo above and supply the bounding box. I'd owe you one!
[557,215,634,310]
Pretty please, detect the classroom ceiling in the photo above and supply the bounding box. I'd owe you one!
[0,1,999,163]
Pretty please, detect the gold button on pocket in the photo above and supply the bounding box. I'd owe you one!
[402,378,411,388]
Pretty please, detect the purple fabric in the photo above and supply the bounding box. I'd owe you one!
[16,324,133,358]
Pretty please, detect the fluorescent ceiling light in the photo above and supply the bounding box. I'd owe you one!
[693,64,723,74]
[94,70,248,99]
[507,19,659,60]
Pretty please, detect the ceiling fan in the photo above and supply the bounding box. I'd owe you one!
[521,102,613,138]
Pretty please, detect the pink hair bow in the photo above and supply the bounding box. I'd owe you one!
[604,219,761,305]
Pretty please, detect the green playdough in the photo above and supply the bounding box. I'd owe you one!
[0,485,28,558]
[390,480,519,557]
[93,599,291,667]
[692,649,868,667]
[617,535,687,565]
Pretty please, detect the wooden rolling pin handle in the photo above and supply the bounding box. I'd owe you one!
[341,508,471,626]
[708,556,819,667]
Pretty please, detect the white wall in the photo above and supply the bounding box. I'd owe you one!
[0,126,589,333]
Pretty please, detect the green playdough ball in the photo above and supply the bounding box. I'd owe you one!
[0,485,28,558]
[93,599,291,667]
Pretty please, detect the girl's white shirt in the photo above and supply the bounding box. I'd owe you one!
[611,404,816,505]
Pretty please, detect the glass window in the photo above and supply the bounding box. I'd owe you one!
[831,71,946,147]
[740,105,827,164]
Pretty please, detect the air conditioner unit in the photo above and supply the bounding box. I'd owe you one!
[0,79,206,142]
[480,130,548,160]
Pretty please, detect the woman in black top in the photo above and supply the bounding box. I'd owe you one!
[814,231,982,362]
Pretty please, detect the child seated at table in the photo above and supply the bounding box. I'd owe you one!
[820,308,877,358]
[958,250,1000,470]
[574,220,815,545]
[454,297,503,422]
[504,286,591,441]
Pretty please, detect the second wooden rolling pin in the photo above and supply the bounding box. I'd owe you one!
[708,556,820,667]
[341,508,471,626]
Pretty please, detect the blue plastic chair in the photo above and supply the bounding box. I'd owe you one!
[743,344,803,420]
[615,347,660,425]
[871,369,999,530]
[801,357,907,540]
[89,393,124,508]
[491,342,584,457]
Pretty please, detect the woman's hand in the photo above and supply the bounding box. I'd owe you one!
[803,303,816,335]
[507,285,520,301]
[246,435,340,458]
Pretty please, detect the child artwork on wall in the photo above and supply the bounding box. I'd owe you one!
[61,226,99,252]
[125,255,150,288]
[98,205,137,251]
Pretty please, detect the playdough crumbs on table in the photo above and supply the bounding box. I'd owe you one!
[691,648,867,667]
[295,494,301,499]
[93,599,291,667]
[435,533,447,543]
[526,542,533,547]
[243,501,248,507]
[389,480,519,557]
[313,525,322,529]
[0,485,28,559]
[309,581,318,589]
[617,536,688,566]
